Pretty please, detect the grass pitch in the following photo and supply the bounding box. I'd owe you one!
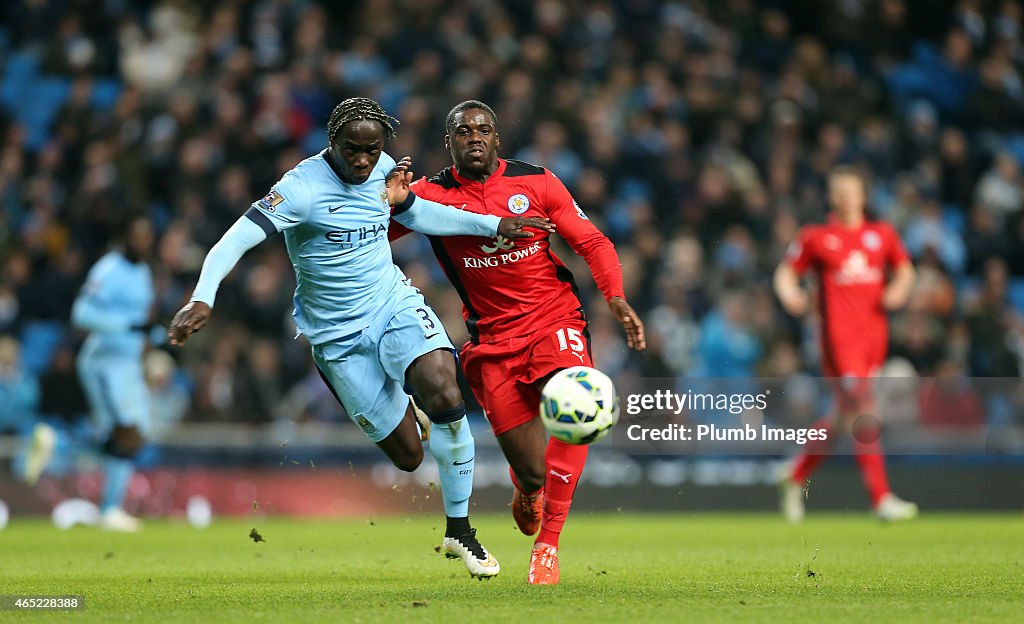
[1,512,1021,623]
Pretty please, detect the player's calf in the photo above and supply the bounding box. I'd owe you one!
[501,424,547,494]
[375,408,425,472]
[498,420,547,534]
[99,425,145,532]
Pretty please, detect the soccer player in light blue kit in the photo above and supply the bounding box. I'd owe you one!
[168,98,553,578]
[71,214,158,532]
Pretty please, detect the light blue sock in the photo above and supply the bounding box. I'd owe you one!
[427,415,475,519]
[101,457,134,513]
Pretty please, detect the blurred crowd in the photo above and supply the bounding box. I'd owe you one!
[1,0,1023,432]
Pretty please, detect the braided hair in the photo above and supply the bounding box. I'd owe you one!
[327,97,399,145]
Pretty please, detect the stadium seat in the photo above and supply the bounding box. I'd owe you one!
[19,321,66,376]
[1008,279,1024,312]
[942,205,966,232]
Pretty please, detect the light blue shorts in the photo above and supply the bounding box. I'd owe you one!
[77,353,149,434]
[312,288,454,443]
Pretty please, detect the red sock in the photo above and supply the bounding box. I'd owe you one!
[536,438,588,548]
[790,418,833,484]
[853,430,891,507]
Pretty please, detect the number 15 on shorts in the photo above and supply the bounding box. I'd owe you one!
[555,327,585,353]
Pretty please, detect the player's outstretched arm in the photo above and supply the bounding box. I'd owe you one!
[773,263,809,316]
[168,216,268,346]
[392,191,553,239]
[72,270,135,335]
[539,168,642,348]
[881,260,915,311]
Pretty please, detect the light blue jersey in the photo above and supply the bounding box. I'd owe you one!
[251,150,409,345]
[72,250,153,431]
[72,251,154,360]
[191,146,498,443]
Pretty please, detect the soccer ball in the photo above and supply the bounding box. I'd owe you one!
[539,366,619,445]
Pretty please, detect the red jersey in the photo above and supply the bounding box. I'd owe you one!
[785,217,910,358]
[390,158,624,344]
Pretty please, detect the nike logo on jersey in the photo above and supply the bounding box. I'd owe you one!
[424,332,439,340]
[453,457,474,466]
[328,204,343,213]
[549,469,572,484]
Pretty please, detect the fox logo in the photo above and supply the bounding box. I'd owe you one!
[481,235,515,254]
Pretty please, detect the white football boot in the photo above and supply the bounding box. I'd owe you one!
[24,422,56,485]
[779,476,806,524]
[100,507,142,532]
[442,528,500,579]
[874,493,919,522]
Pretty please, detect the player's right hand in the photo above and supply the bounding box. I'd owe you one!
[168,301,212,346]
[609,296,646,351]
[497,216,556,239]
[780,289,810,316]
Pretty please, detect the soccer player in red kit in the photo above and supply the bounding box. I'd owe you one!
[774,166,918,522]
[390,101,646,584]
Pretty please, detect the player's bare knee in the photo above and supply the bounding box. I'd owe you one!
[423,381,463,415]
[392,447,424,472]
[409,353,462,414]
[103,425,144,459]
[409,364,462,413]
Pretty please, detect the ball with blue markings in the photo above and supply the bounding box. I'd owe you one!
[539,366,619,445]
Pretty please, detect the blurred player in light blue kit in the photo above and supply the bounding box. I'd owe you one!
[168,98,552,578]
[70,213,158,532]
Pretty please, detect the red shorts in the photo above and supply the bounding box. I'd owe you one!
[461,319,593,436]
[821,339,886,410]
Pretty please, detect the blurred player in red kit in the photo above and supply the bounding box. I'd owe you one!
[774,166,918,522]
[390,101,645,583]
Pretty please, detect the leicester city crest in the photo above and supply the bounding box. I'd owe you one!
[508,194,530,214]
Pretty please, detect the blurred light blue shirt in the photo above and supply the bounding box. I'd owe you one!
[72,251,153,360]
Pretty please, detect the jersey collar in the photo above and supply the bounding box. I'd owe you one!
[451,158,506,185]
[826,213,867,231]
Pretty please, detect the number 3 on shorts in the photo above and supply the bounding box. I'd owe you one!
[415,307,437,333]
[555,327,584,352]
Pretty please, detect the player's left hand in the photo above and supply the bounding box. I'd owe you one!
[385,156,414,206]
[497,216,556,239]
[881,281,912,311]
[609,296,646,351]
[168,301,212,346]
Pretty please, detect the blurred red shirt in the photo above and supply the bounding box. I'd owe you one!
[785,217,910,375]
